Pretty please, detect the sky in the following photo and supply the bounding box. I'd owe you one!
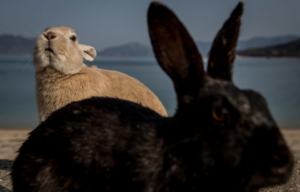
[0,0,300,51]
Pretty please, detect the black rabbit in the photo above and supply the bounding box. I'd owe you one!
[12,2,293,192]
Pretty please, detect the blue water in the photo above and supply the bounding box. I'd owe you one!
[0,54,299,128]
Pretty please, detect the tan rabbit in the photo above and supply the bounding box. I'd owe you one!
[34,26,167,121]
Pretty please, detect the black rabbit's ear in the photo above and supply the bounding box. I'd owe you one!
[207,2,243,82]
[148,2,205,104]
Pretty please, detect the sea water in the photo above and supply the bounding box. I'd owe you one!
[0,54,299,128]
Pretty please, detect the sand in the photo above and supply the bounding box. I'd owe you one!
[0,128,299,191]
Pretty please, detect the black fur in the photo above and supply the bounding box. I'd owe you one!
[207,2,243,81]
[148,1,205,103]
[12,2,293,192]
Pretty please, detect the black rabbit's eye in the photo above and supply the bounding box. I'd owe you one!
[212,107,229,122]
[70,36,77,42]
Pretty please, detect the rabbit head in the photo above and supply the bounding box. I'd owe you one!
[148,2,293,190]
[33,26,96,74]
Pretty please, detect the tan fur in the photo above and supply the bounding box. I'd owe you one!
[34,26,167,121]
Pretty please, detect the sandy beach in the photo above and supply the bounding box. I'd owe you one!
[0,128,299,191]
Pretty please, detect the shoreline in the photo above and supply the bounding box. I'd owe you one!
[0,126,300,130]
[0,128,299,160]
[1,127,300,130]
[236,54,300,60]
[0,128,300,191]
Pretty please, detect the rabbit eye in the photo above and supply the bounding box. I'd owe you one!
[70,36,77,42]
[212,107,229,122]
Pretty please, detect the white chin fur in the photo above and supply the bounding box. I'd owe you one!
[34,51,82,75]
[51,54,82,74]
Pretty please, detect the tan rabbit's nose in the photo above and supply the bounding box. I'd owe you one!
[44,32,56,40]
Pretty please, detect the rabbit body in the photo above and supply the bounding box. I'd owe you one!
[13,2,294,192]
[35,64,167,122]
[34,26,167,121]
[13,97,164,192]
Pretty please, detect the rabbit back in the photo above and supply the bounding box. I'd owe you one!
[12,97,165,192]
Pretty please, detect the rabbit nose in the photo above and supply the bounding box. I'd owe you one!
[44,32,56,40]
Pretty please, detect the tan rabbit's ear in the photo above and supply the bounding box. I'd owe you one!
[148,2,205,105]
[79,44,97,61]
[207,2,243,82]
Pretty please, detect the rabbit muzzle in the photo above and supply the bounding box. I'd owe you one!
[41,31,68,56]
[241,126,294,189]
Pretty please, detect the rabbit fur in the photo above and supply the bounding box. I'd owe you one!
[34,26,167,121]
[13,2,293,192]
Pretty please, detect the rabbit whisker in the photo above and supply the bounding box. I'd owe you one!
[10,56,32,68]
[17,58,32,82]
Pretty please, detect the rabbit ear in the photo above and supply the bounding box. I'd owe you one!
[78,44,97,62]
[207,2,243,82]
[148,2,205,104]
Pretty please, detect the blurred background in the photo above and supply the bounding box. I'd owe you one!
[0,0,299,128]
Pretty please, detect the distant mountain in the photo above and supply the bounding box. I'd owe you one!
[1,34,299,57]
[196,35,300,56]
[98,42,154,57]
[0,34,35,53]
[98,35,300,58]
[237,38,300,58]
[236,35,300,50]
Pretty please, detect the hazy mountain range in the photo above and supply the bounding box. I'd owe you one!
[0,35,35,53]
[98,35,300,57]
[196,35,300,57]
[0,34,299,58]
[237,38,300,57]
[98,42,153,57]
